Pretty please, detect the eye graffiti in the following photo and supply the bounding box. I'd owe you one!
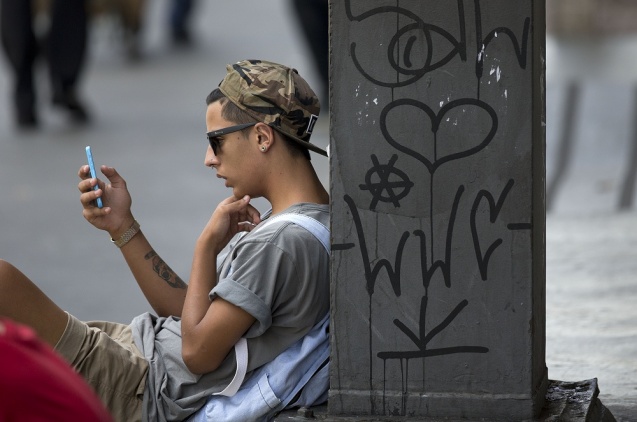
[344,0,530,96]
[345,0,468,88]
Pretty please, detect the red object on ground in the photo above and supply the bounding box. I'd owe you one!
[0,318,113,421]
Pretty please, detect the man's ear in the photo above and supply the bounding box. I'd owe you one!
[254,123,275,151]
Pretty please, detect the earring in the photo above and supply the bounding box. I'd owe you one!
[261,146,267,152]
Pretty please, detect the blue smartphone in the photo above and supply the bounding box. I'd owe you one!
[85,146,103,209]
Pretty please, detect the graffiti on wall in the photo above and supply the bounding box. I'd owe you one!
[333,0,532,415]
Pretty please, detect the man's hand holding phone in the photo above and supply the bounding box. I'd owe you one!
[79,147,134,239]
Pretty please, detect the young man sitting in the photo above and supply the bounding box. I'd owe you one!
[0,59,329,421]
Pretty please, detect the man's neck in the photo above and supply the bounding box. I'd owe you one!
[268,162,329,215]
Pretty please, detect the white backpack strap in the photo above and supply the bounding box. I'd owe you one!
[213,337,248,397]
[214,212,330,398]
[260,213,330,255]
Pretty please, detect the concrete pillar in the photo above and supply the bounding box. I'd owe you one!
[329,0,547,419]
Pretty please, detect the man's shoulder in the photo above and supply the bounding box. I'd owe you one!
[239,203,329,250]
[263,203,327,235]
[283,203,329,224]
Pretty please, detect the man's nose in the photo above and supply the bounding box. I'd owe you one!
[205,145,219,167]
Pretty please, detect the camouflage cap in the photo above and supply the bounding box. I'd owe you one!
[218,59,326,156]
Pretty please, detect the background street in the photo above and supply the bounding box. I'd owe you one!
[0,1,635,420]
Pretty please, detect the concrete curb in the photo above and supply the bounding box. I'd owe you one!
[276,379,616,421]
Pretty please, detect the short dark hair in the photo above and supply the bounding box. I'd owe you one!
[206,88,311,160]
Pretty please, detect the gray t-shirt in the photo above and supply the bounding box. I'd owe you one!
[131,203,329,421]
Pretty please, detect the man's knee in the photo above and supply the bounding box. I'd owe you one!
[0,259,17,279]
[0,260,20,310]
[0,260,24,290]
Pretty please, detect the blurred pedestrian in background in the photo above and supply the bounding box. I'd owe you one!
[170,0,196,45]
[110,0,196,59]
[110,0,145,59]
[0,0,90,128]
[290,0,328,107]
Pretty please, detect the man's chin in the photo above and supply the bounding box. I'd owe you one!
[231,187,245,198]
[232,187,262,200]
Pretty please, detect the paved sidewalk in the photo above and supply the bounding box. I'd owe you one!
[546,214,637,421]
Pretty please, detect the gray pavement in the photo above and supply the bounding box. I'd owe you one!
[0,2,635,421]
[545,35,637,421]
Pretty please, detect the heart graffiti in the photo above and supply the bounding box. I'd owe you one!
[380,98,498,175]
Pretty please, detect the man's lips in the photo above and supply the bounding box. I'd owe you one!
[216,173,230,186]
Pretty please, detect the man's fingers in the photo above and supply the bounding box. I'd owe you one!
[78,165,91,179]
[238,221,257,232]
[82,206,110,221]
[78,164,109,193]
[216,195,260,233]
[78,176,97,193]
[230,197,261,227]
[232,197,260,227]
[246,204,262,225]
[219,195,250,215]
[219,195,239,207]
[79,187,103,207]
[101,166,127,189]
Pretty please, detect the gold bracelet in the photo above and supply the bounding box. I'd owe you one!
[111,220,141,248]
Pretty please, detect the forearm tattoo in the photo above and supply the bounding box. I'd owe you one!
[144,250,187,289]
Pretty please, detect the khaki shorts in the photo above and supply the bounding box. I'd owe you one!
[54,313,149,422]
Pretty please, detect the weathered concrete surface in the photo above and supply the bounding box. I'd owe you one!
[329,0,547,418]
[277,379,616,421]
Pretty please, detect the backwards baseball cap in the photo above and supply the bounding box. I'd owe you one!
[218,59,326,157]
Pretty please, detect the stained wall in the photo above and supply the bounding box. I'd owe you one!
[329,0,547,418]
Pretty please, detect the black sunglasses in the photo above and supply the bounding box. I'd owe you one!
[206,123,256,155]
